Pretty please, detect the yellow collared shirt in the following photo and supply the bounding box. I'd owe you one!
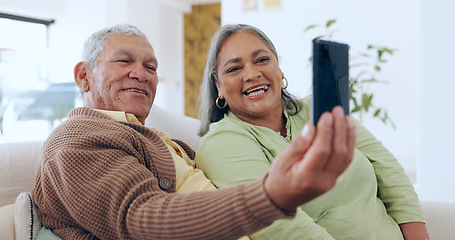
[93,109,216,193]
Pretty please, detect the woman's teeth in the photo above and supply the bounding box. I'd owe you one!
[245,85,268,96]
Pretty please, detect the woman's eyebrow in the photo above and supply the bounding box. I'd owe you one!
[251,49,269,58]
[222,49,269,69]
[222,57,242,69]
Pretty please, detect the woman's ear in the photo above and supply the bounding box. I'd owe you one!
[214,80,222,97]
[74,62,90,93]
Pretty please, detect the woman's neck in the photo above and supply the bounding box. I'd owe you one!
[233,107,287,137]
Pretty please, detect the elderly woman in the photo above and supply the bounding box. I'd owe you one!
[195,24,429,239]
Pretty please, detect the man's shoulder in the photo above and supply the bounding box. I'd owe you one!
[46,107,133,146]
[52,107,112,134]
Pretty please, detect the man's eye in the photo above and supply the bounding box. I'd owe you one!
[116,59,129,63]
[146,66,156,72]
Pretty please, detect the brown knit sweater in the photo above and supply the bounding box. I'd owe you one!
[32,107,293,240]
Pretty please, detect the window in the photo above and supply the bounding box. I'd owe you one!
[0,13,75,143]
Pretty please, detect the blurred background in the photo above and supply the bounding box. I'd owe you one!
[0,0,453,203]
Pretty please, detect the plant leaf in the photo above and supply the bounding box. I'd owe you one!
[302,19,397,130]
[326,19,337,28]
[383,47,394,55]
[351,96,358,106]
[362,94,373,112]
[304,24,319,32]
[361,78,378,83]
[373,109,381,117]
[359,52,372,58]
[378,49,384,58]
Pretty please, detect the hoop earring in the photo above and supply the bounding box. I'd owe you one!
[281,77,288,90]
[216,97,227,109]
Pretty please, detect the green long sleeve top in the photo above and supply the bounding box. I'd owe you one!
[195,97,425,240]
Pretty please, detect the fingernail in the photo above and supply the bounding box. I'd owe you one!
[300,124,310,139]
[336,107,344,119]
[325,114,333,126]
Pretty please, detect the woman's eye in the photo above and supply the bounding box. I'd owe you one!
[257,57,269,63]
[226,66,241,73]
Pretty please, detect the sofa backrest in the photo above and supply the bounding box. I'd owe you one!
[0,140,44,207]
[0,105,202,207]
[145,104,202,151]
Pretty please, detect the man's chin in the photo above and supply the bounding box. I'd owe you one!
[128,108,150,122]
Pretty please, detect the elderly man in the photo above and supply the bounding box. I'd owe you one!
[32,24,355,240]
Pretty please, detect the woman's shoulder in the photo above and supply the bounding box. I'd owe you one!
[297,96,311,109]
[291,96,311,118]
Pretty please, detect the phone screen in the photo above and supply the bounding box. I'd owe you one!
[311,39,350,125]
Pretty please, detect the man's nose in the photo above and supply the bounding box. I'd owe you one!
[128,64,149,82]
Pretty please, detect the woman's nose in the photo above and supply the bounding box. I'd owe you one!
[243,65,261,81]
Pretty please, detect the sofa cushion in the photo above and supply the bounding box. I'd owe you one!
[0,141,44,207]
[421,201,455,239]
[15,192,41,240]
[0,204,15,240]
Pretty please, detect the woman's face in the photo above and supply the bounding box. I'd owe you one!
[215,30,284,123]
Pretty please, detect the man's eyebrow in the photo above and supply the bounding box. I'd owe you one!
[148,56,158,66]
[111,50,130,57]
[111,50,158,65]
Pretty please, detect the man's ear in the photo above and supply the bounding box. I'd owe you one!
[74,61,90,93]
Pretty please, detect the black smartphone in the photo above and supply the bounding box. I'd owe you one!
[311,39,350,125]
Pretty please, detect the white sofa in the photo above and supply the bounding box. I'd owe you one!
[1,105,454,240]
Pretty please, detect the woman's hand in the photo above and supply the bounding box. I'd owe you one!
[264,106,356,211]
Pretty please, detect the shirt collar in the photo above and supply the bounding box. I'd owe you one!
[92,109,142,125]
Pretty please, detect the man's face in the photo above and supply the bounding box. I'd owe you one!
[84,34,158,123]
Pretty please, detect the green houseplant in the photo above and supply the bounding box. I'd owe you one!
[305,19,396,129]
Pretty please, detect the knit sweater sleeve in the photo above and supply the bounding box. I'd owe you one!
[33,109,294,240]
